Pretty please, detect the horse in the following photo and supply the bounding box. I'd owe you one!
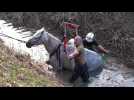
[26,27,104,77]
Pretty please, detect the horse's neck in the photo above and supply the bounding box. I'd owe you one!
[45,33,61,53]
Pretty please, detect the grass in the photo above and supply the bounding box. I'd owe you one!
[0,39,63,87]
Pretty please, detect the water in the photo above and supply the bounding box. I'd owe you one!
[0,19,134,87]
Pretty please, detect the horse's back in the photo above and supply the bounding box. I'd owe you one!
[65,38,104,72]
[84,48,104,71]
[65,45,104,71]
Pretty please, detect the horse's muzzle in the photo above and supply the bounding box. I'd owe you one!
[46,60,51,65]
[26,42,32,48]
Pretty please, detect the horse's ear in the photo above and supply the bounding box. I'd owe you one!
[41,29,49,41]
[42,27,45,30]
[41,27,47,32]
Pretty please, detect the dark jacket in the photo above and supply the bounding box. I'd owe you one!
[83,38,99,51]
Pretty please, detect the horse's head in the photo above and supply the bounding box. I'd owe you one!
[26,27,49,48]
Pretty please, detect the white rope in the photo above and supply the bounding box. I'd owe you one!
[0,33,27,43]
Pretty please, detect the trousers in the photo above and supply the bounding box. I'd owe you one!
[70,63,89,83]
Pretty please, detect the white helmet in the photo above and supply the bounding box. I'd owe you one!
[85,32,95,42]
[67,38,75,47]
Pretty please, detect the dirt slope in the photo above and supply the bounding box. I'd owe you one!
[0,39,63,87]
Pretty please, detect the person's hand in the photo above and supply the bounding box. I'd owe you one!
[106,50,115,57]
[105,50,110,55]
[68,54,74,60]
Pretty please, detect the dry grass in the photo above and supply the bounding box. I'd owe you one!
[0,39,63,87]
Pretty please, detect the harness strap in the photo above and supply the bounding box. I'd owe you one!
[56,46,62,70]
[50,43,62,58]
[58,45,62,70]
[50,43,62,71]
[50,35,66,58]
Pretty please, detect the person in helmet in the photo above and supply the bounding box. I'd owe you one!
[83,32,109,54]
[68,35,89,85]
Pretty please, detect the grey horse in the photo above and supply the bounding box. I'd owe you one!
[26,27,104,77]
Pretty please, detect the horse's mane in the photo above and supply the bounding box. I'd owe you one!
[34,27,61,43]
[48,32,61,43]
[32,28,44,37]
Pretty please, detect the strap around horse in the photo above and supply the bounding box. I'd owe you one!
[49,43,62,58]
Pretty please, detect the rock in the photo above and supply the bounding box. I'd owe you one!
[5,83,12,87]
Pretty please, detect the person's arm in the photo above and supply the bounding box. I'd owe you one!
[68,48,79,59]
[94,40,109,54]
[98,45,109,54]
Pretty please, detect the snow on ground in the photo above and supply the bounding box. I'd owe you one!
[1,19,134,87]
[0,20,49,63]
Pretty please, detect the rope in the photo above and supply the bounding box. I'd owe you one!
[0,33,27,43]
[55,46,62,71]
[49,43,62,71]
[49,43,62,58]
[63,12,67,53]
